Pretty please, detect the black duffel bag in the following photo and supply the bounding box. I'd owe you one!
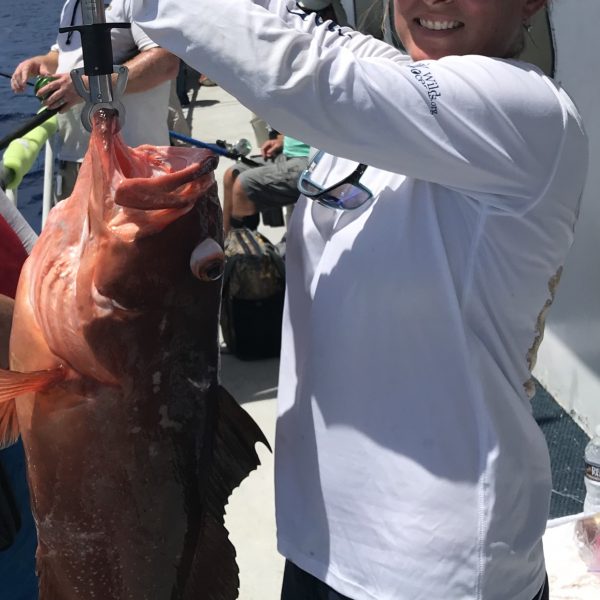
[221,228,285,360]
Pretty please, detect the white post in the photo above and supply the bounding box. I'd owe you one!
[42,139,54,228]
[5,188,18,206]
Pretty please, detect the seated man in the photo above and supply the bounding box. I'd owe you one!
[222,133,310,234]
[221,0,346,234]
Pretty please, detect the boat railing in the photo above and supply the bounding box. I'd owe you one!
[41,140,54,227]
[0,112,58,229]
[3,140,54,229]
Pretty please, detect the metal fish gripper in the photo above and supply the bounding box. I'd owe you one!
[59,0,130,132]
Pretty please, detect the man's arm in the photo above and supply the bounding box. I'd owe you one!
[34,48,180,113]
[119,47,180,93]
[10,50,59,93]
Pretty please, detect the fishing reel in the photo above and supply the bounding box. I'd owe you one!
[215,138,252,160]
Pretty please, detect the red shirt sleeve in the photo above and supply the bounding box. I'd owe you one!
[0,215,28,299]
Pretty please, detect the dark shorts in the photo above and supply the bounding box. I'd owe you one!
[280,560,550,600]
[231,154,308,209]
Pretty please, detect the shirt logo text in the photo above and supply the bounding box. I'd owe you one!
[410,63,441,115]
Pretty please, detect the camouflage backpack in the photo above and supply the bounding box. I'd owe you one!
[220,228,285,359]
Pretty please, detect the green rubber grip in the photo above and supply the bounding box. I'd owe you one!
[2,111,58,189]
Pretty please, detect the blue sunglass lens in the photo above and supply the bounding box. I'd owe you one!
[299,176,322,195]
[322,184,371,209]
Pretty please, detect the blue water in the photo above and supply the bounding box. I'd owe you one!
[0,3,63,597]
[0,0,63,233]
[0,442,38,599]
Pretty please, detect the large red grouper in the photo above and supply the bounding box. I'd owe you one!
[0,109,269,600]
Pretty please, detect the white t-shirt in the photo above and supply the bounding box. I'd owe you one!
[133,2,589,599]
[52,0,170,162]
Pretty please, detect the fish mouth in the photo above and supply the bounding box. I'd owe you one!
[103,149,219,241]
[114,152,219,212]
[85,111,220,238]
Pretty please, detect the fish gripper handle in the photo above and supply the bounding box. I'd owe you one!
[59,23,130,78]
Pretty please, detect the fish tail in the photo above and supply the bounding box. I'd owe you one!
[182,385,270,600]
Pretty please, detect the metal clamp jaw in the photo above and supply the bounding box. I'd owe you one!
[70,65,128,132]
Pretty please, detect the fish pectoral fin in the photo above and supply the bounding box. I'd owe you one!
[0,400,19,449]
[0,367,66,448]
[182,386,271,600]
[0,366,66,404]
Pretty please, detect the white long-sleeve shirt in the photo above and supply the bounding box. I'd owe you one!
[133,2,589,598]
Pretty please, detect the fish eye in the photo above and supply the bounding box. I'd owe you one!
[203,259,225,281]
[190,238,225,282]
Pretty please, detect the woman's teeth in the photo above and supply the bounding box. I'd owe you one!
[418,19,462,31]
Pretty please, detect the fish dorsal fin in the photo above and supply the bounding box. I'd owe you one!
[182,385,271,600]
[0,367,66,404]
[0,400,20,450]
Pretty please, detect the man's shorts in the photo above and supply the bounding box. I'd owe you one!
[231,154,308,210]
[280,561,550,600]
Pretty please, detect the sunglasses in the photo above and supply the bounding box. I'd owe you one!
[297,150,373,210]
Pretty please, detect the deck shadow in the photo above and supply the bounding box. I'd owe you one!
[220,352,279,405]
[187,99,220,108]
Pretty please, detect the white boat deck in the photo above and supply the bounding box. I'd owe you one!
[186,83,285,599]
[183,84,600,600]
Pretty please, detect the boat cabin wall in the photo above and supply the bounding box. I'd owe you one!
[533,0,600,437]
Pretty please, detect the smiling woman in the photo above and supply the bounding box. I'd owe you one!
[129,0,588,599]
[393,0,549,60]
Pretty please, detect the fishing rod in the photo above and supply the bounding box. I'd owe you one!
[0,111,58,191]
[169,131,262,167]
[0,72,63,152]
[0,71,35,87]
[0,164,13,191]
[0,108,58,152]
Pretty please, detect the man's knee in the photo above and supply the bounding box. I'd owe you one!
[231,178,258,217]
[232,177,253,204]
[223,165,238,189]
